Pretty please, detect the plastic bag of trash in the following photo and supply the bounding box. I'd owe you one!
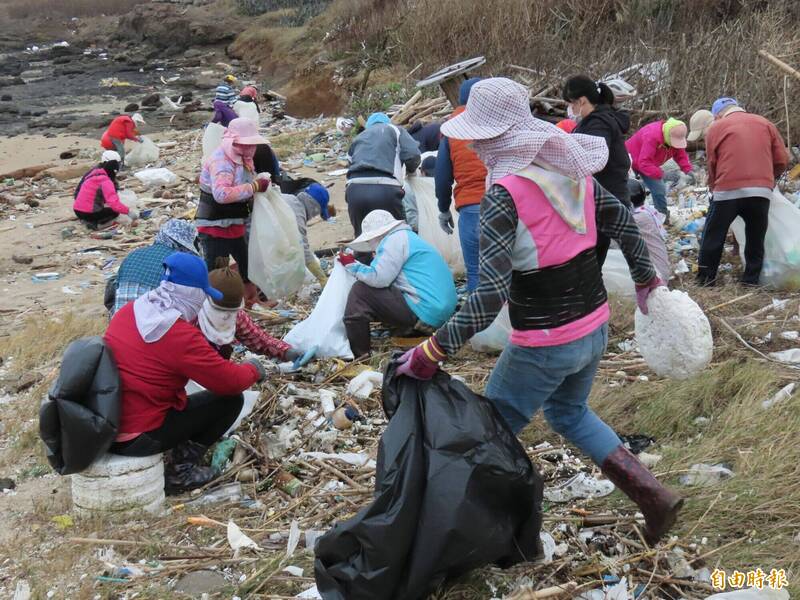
[731,189,800,289]
[233,100,259,125]
[117,189,140,211]
[284,262,356,359]
[248,188,306,300]
[602,248,636,298]
[133,167,177,187]
[469,305,512,353]
[314,357,543,600]
[202,123,225,159]
[405,175,465,276]
[125,136,159,169]
[635,287,713,379]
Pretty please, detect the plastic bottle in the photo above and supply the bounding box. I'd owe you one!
[275,470,302,497]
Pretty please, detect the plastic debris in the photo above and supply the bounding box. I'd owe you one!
[211,438,237,472]
[298,451,376,469]
[286,519,301,557]
[297,585,322,599]
[638,452,662,468]
[283,566,304,577]
[133,167,177,187]
[227,520,259,554]
[31,272,62,282]
[318,389,337,416]
[51,514,74,530]
[12,581,31,600]
[780,331,799,341]
[679,463,734,486]
[769,349,800,363]
[345,370,383,399]
[763,383,796,409]
[186,482,243,507]
[544,472,615,502]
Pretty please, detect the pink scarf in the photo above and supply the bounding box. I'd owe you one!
[220,128,256,172]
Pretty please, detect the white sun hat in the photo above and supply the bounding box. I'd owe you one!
[101,150,122,163]
[348,210,405,251]
[131,113,146,125]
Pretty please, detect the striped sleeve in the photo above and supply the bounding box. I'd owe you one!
[593,180,657,284]
[434,185,517,355]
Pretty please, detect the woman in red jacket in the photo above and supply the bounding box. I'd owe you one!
[101,113,146,168]
[105,252,265,493]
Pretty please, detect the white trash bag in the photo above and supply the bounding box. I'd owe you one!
[731,188,800,289]
[406,175,465,276]
[470,305,512,353]
[602,248,636,298]
[202,123,225,159]
[249,188,306,300]
[125,136,160,169]
[117,189,140,210]
[635,287,712,379]
[233,100,259,126]
[284,262,356,359]
[133,167,177,187]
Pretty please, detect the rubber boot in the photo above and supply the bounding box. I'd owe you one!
[164,441,217,496]
[600,445,683,545]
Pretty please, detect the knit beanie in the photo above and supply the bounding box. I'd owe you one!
[208,259,244,309]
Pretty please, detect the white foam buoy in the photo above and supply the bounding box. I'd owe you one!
[71,453,165,518]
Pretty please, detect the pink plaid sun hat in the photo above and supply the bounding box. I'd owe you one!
[441,77,532,140]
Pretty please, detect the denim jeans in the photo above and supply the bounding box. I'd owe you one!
[640,174,667,215]
[485,323,621,464]
[457,204,481,292]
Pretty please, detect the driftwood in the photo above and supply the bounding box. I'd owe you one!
[759,50,800,83]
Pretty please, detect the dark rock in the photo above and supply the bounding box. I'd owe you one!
[53,67,84,76]
[25,198,40,208]
[0,76,24,86]
[0,478,15,491]
[0,104,19,114]
[53,56,75,65]
[1,95,11,101]
[66,116,109,131]
[46,45,79,59]
[171,91,193,102]
[184,48,204,59]
[124,103,140,112]
[12,254,33,264]
[141,93,161,107]
[60,151,78,160]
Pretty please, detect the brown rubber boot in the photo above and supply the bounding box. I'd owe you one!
[600,445,683,545]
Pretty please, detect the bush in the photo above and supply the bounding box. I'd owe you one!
[236,0,331,23]
[4,0,146,19]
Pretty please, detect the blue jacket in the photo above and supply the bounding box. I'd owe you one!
[346,225,457,327]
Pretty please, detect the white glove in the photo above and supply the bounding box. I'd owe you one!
[127,208,140,220]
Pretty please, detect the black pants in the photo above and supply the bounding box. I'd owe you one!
[75,207,119,228]
[343,281,418,357]
[199,233,249,282]
[110,391,244,456]
[697,197,769,285]
[345,183,406,237]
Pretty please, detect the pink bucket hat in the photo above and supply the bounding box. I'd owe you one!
[224,118,268,145]
[441,78,532,140]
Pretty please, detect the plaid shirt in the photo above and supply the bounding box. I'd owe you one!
[434,179,656,355]
[111,243,176,315]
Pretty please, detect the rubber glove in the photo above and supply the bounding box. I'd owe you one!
[307,260,328,287]
[244,357,266,382]
[438,211,454,235]
[635,277,665,315]
[127,208,140,221]
[252,178,270,194]
[337,250,356,267]
[396,337,446,380]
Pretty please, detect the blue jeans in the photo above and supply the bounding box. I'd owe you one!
[640,174,667,215]
[485,323,621,464]
[457,204,481,292]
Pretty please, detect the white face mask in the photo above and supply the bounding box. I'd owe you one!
[567,103,584,124]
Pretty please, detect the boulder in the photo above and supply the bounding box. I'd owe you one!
[141,93,162,107]
[1,95,11,101]
[124,103,140,112]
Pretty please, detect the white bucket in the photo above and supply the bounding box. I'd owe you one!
[71,453,165,518]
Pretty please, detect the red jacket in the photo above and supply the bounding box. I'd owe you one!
[449,106,487,208]
[101,116,140,149]
[104,303,260,433]
[625,120,692,179]
[705,111,789,192]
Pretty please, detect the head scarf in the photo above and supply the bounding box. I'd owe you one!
[220,119,258,171]
[198,299,238,346]
[133,281,206,343]
[154,219,198,254]
[366,112,391,128]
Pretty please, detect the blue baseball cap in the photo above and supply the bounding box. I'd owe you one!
[711,97,738,116]
[162,253,223,302]
[305,183,331,220]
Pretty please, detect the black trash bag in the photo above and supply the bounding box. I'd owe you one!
[314,357,543,600]
[39,336,121,475]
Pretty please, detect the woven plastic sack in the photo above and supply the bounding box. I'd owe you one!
[125,136,159,169]
[283,262,356,359]
[470,305,512,353]
[730,189,800,289]
[202,123,225,159]
[133,167,177,187]
[635,287,712,379]
[233,100,259,126]
[602,248,636,298]
[248,188,306,299]
[406,175,465,275]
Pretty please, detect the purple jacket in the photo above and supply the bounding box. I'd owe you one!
[211,100,238,127]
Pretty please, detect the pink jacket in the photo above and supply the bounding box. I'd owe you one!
[73,168,129,215]
[626,120,692,179]
[199,146,254,204]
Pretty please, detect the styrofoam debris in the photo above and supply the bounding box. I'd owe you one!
[284,566,304,577]
[539,531,556,564]
[543,472,615,502]
[318,389,337,416]
[227,520,259,554]
[296,584,322,599]
[770,349,800,364]
[605,577,629,600]
[305,529,324,550]
[13,581,31,600]
[299,451,376,469]
[635,288,713,379]
[346,370,383,399]
[638,452,662,468]
[286,519,301,557]
[780,331,799,341]
[763,383,796,409]
[679,463,734,486]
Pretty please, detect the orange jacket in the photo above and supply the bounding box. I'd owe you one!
[705,111,789,192]
[448,106,487,209]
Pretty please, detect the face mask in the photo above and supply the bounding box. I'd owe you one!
[567,103,582,124]
[235,144,256,160]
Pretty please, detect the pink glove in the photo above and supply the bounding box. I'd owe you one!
[396,337,446,380]
[635,277,665,315]
[253,178,270,193]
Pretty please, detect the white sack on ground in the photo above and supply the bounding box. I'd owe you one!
[405,175,465,276]
[602,248,636,298]
[731,189,800,289]
[635,287,712,379]
[283,262,356,359]
[233,100,259,126]
[470,305,512,353]
[202,123,225,159]
[249,188,306,300]
[133,167,177,187]
[125,136,160,169]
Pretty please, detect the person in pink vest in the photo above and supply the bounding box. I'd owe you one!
[73,150,139,229]
[396,78,682,545]
[626,118,694,221]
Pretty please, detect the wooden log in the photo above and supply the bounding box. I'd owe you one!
[0,164,55,180]
[390,90,423,123]
[758,49,800,83]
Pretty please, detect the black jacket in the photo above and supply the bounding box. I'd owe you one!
[575,105,632,206]
[39,337,121,475]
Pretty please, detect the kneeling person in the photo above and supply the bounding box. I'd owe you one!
[339,210,457,357]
